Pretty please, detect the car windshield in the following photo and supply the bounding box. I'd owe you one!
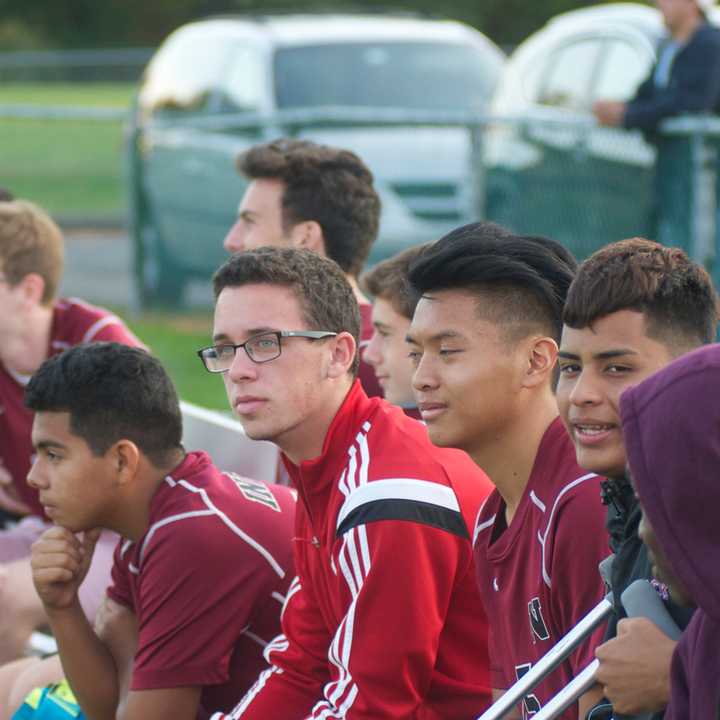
[273,41,499,112]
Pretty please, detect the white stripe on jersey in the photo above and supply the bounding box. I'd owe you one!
[529,491,546,513]
[176,478,286,578]
[242,628,269,649]
[538,472,598,588]
[212,665,284,719]
[336,477,460,531]
[473,514,497,545]
[82,314,123,343]
[310,426,372,719]
[134,474,286,577]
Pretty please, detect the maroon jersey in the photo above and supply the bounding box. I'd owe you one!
[0,298,142,516]
[107,451,296,716]
[473,418,607,720]
[357,303,382,398]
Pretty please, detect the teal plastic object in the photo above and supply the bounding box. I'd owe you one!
[11,681,84,720]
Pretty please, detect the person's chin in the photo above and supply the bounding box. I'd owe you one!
[574,445,625,479]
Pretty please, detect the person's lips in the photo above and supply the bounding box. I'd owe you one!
[570,418,617,446]
[417,401,447,421]
[233,396,267,415]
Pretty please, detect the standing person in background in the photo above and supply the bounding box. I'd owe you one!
[406,224,608,720]
[593,0,720,244]
[556,238,717,717]
[0,200,143,663]
[203,246,494,719]
[359,244,427,416]
[224,138,383,397]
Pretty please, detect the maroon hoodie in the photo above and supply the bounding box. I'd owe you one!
[620,344,720,720]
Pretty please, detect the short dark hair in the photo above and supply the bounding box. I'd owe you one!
[359,244,428,319]
[25,343,183,466]
[237,138,381,276]
[407,222,578,342]
[563,238,718,349]
[213,247,361,375]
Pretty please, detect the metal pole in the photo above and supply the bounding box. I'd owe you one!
[531,660,599,720]
[476,595,613,720]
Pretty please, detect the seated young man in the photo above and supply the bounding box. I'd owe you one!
[0,199,143,662]
[359,244,427,415]
[200,246,494,719]
[556,238,717,716]
[621,343,720,720]
[406,224,608,720]
[23,343,296,720]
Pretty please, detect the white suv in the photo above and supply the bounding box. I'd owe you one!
[128,13,504,305]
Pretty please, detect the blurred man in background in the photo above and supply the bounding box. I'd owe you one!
[0,200,142,663]
[224,138,383,397]
[594,0,720,244]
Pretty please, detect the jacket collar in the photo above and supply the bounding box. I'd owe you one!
[284,379,372,494]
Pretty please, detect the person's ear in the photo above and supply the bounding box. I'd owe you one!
[17,273,46,306]
[290,220,326,257]
[521,336,558,389]
[110,440,141,487]
[326,332,357,379]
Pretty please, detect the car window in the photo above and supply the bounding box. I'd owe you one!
[593,38,652,102]
[537,39,603,111]
[273,42,502,112]
[215,46,265,114]
[138,30,234,118]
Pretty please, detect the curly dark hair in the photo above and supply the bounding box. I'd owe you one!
[564,237,718,349]
[237,139,380,276]
[25,343,183,467]
[213,246,361,376]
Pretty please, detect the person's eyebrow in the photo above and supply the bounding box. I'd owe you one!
[35,440,67,452]
[405,330,464,345]
[558,351,580,360]
[373,320,391,330]
[593,349,639,360]
[212,327,278,343]
[239,209,257,219]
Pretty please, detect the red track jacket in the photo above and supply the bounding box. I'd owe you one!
[213,381,493,720]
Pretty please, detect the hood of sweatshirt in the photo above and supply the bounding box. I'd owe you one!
[620,343,720,622]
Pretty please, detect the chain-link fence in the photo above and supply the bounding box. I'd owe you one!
[2,79,720,290]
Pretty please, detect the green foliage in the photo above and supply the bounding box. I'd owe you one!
[0,0,652,49]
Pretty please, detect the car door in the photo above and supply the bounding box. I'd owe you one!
[137,25,269,292]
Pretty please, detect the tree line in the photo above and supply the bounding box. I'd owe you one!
[0,0,648,50]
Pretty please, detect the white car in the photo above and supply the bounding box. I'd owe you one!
[128,13,504,305]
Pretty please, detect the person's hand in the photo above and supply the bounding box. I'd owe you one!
[593,101,626,127]
[595,617,675,714]
[0,460,32,515]
[30,526,102,611]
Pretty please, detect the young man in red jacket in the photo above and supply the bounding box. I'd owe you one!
[200,246,494,719]
[406,224,608,720]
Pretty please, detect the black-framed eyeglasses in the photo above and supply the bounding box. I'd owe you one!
[197,330,338,373]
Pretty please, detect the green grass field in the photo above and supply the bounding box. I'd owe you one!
[123,311,230,412]
[0,83,133,219]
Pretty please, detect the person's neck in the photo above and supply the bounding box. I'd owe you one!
[281,379,355,466]
[110,450,186,542]
[468,391,559,526]
[0,304,54,376]
[671,12,703,43]
[346,274,370,306]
